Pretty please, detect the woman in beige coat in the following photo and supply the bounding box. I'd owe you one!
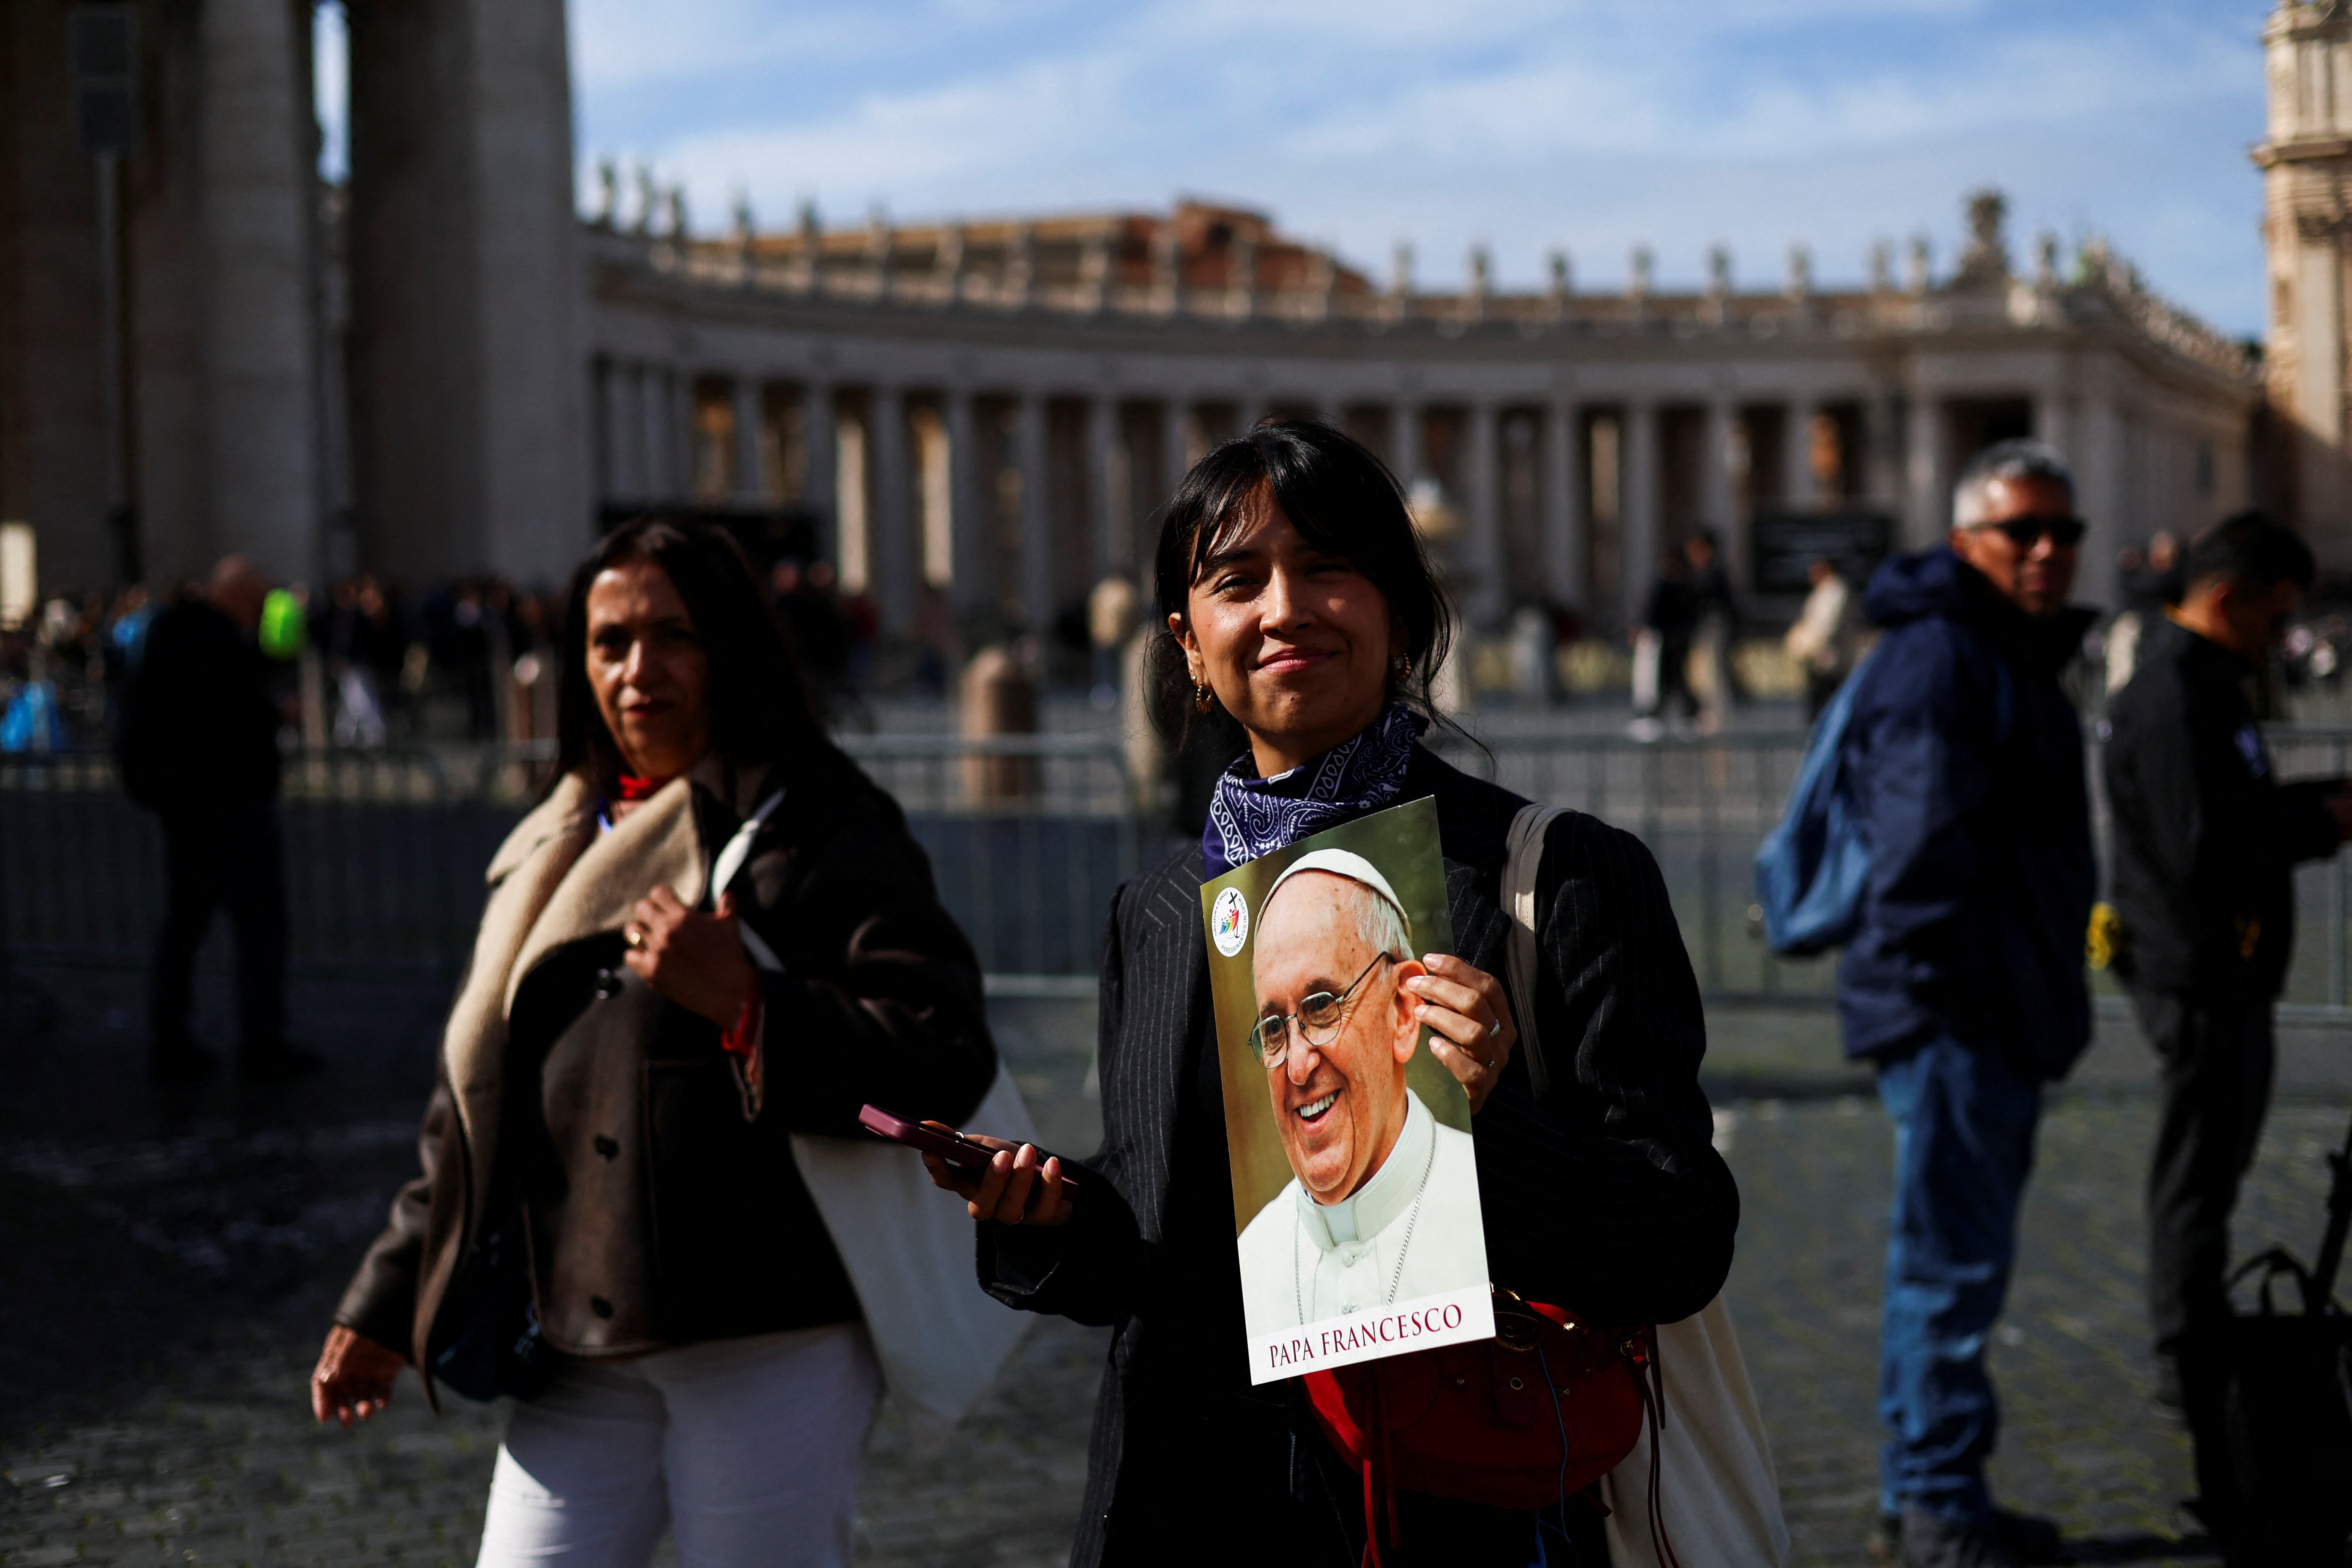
[310,518,994,1568]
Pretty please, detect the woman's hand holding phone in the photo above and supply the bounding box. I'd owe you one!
[918,1124,1073,1228]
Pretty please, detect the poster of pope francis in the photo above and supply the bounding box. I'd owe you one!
[1200,796,1493,1384]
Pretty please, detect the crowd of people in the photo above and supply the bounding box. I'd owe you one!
[35,417,2343,1568]
[0,558,886,756]
[14,524,2342,760]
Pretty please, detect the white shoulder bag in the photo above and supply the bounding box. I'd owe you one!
[1502,803,1790,1568]
[718,792,1035,1446]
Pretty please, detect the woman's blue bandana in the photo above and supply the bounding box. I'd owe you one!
[1202,703,1424,879]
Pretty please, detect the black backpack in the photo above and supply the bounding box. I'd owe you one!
[2187,1113,2352,1566]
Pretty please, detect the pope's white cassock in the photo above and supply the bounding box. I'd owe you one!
[1235,1086,1485,1337]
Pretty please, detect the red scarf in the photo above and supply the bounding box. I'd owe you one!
[614,772,674,802]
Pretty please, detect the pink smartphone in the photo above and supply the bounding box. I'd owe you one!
[857,1104,1081,1190]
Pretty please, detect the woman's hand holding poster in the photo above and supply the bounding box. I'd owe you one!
[1200,796,1495,1385]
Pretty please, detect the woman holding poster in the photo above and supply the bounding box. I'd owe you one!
[924,422,1738,1567]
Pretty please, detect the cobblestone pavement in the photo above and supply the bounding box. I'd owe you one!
[1,966,2344,1567]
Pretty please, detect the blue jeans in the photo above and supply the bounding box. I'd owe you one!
[1875,1035,2042,1524]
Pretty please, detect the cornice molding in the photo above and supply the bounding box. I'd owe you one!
[2254,136,2352,169]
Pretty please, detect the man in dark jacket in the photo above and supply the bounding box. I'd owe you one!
[2103,514,2346,1421]
[1840,440,2097,1568]
[118,556,310,1081]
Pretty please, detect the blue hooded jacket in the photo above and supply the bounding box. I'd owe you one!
[1835,546,2098,1082]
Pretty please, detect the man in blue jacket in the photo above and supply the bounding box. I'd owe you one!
[1842,440,2097,1568]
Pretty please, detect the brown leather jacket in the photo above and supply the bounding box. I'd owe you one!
[334,746,995,1401]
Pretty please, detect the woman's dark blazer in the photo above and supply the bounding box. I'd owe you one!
[336,744,996,1398]
[979,745,1738,1568]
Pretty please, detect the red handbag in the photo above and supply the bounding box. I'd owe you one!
[1300,1288,1662,1567]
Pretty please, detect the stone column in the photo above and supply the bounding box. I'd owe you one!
[946,387,986,613]
[672,374,696,501]
[1392,403,1423,487]
[583,360,606,506]
[1088,394,1124,580]
[639,368,671,500]
[2031,385,2069,459]
[1904,388,1947,547]
[1544,400,1583,605]
[347,0,585,583]
[610,363,639,512]
[2074,378,2126,611]
[1466,400,1504,626]
[733,376,764,505]
[1702,398,1738,580]
[1785,396,1817,509]
[627,367,650,504]
[606,365,635,502]
[1621,401,1661,629]
[1161,398,1191,497]
[1859,379,1905,514]
[467,0,587,580]
[664,369,688,499]
[639,369,664,499]
[1016,391,1052,629]
[871,384,914,632]
[200,0,320,582]
[803,381,836,558]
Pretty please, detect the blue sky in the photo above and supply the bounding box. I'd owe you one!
[328,2,2278,336]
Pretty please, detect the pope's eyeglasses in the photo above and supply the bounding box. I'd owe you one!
[1251,952,1398,1067]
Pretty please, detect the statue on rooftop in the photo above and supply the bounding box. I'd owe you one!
[1952,188,2012,289]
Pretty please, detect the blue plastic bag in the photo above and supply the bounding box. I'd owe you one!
[1756,648,2015,957]
[0,680,66,754]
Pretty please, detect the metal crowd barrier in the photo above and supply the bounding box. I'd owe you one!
[6,727,2352,1022]
[0,735,1170,988]
[0,749,523,980]
[1430,729,1823,1004]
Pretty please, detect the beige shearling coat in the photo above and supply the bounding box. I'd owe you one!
[335,746,996,1398]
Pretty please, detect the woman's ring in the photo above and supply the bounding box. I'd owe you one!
[624,925,645,951]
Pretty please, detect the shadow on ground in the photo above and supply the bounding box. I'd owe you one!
[2,969,2344,1567]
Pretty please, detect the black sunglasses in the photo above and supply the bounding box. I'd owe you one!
[1981,514,2087,549]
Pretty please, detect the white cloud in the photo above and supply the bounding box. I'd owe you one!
[572,0,2274,332]
[661,52,1147,217]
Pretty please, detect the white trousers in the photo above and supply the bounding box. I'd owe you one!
[474,1323,882,1568]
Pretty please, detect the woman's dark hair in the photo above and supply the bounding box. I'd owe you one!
[555,516,830,791]
[1148,419,1456,742]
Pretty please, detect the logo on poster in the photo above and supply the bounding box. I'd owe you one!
[1211,886,1250,957]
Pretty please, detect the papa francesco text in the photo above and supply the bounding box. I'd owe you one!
[1264,1302,1466,1373]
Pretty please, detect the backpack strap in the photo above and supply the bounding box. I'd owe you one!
[1504,803,1569,1099]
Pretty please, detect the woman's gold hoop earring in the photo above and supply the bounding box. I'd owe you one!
[1392,655,1412,679]
[1193,680,1214,715]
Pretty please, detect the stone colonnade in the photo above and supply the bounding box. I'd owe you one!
[590,345,2242,635]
